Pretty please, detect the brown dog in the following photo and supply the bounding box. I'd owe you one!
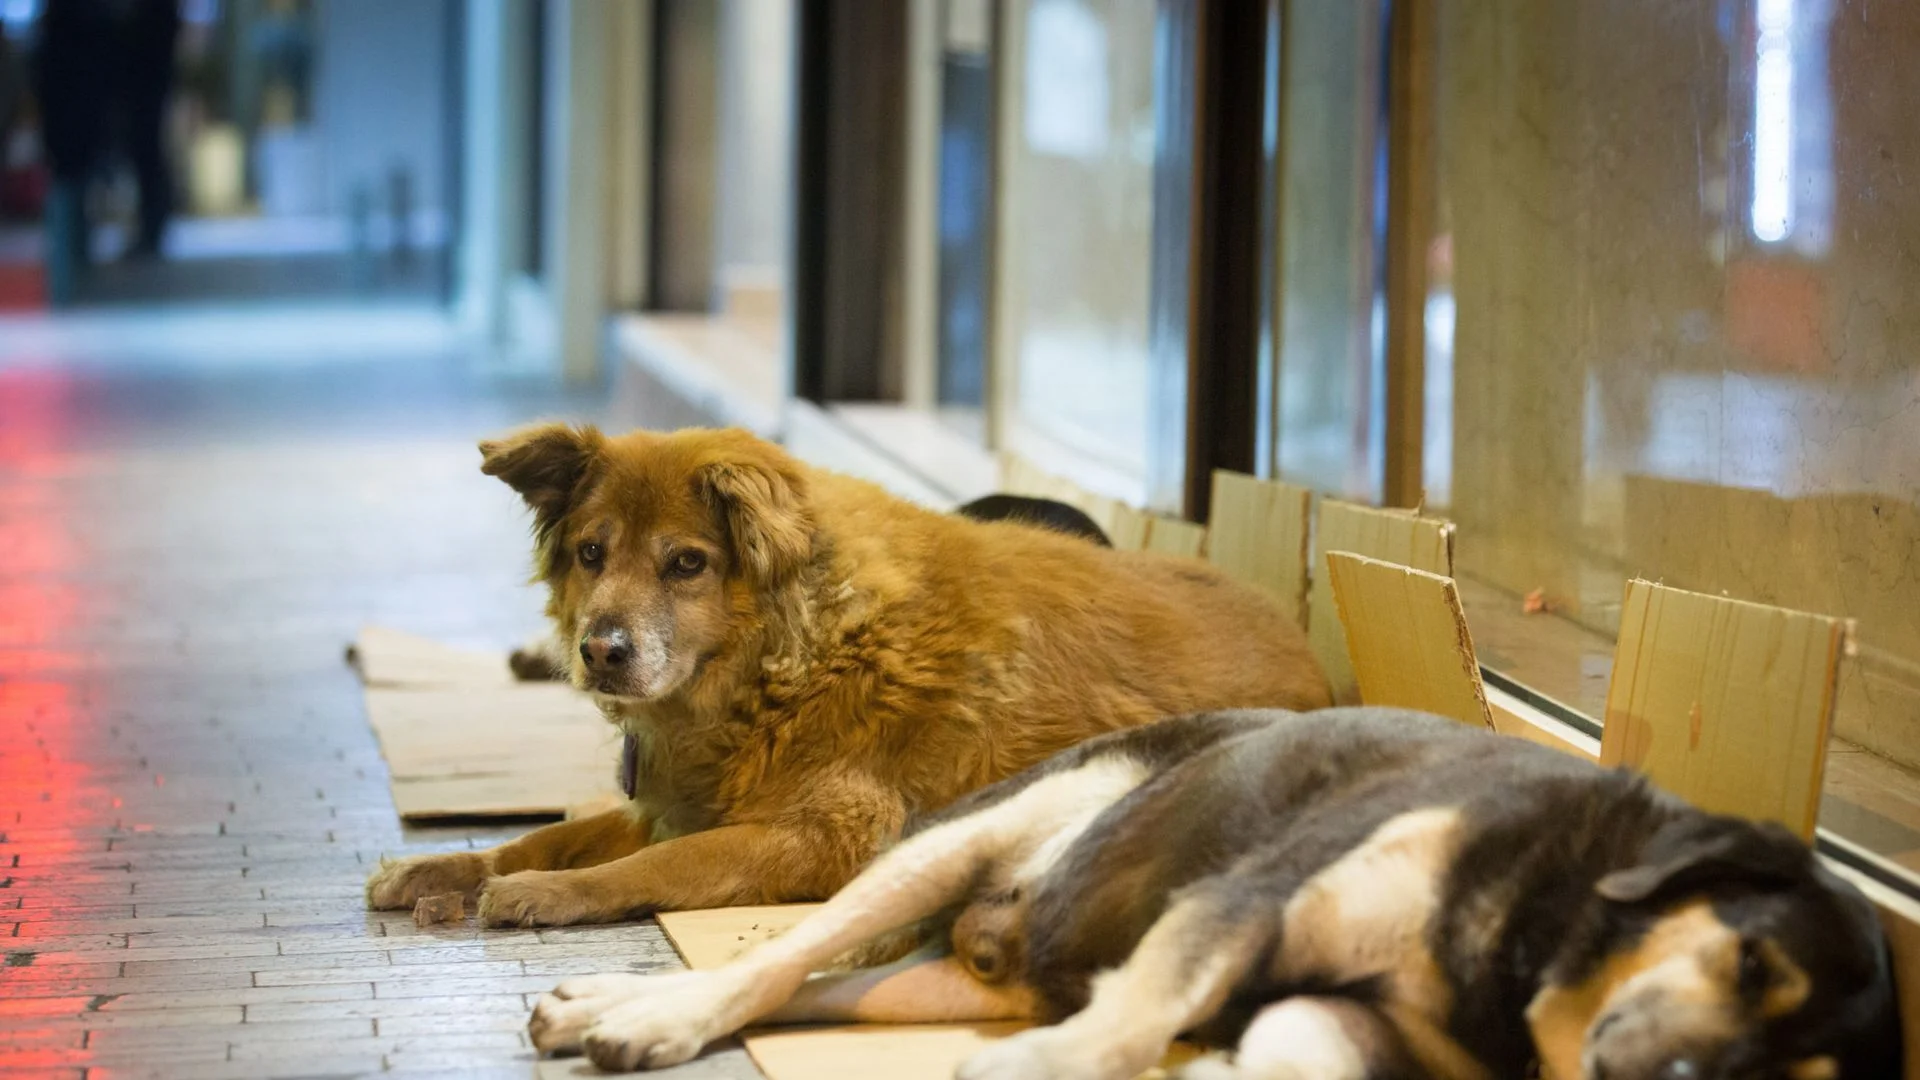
[366,424,1330,927]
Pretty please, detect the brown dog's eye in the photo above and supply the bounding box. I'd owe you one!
[1737,939,1771,1002]
[669,550,707,577]
[578,541,604,568]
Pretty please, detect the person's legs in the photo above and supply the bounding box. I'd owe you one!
[125,94,171,257]
[43,175,90,307]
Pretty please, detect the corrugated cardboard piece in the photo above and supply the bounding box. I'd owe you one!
[658,904,1198,1080]
[1205,470,1312,625]
[656,905,822,970]
[1600,580,1852,840]
[1143,515,1207,558]
[1104,503,1151,551]
[349,624,521,689]
[1325,552,1492,730]
[1307,501,1454,703]
[351,626,621,821]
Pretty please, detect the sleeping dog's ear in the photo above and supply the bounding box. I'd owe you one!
[479,423,604,548]
[697,432,814,585]
[1598,814,1810,905]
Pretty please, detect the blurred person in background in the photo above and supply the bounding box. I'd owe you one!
[119,0,180,259]
[0,22,21,150]
[33,0,113,303]
[33,0,179,302]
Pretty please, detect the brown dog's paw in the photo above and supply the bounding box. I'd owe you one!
[509,645,564,682]
[364,851,490,911]
[477,869,613,928]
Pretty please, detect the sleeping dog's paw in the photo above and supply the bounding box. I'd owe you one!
[529,972,673,1054]
[529,970,751,1070]
[959,1024,1157,1080]
[364,851,489,910]
[476,869,612,927]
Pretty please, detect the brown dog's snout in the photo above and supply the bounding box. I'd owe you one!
[580,625,633,670]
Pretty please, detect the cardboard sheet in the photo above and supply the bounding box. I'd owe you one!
[1307,501,1454,703]
[745,1023,1201,1080]
[656,905,823,969]
[742,1022,1035,1079]
[1600,580,1851,839]
[658,905,1200,1080]
[352,626,621,821]
[349,624,520,689]
[1324,552,1491,729]
[1205,470,1312,626]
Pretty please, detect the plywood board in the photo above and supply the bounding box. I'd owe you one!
[353,627,621,821]
[1143,516,1207,559]
[1205,470,1312,625]
[657,905,1199,1080]
[1308,500,1454,704]
[1600,580,1850,840]
[1325,552,1491,730]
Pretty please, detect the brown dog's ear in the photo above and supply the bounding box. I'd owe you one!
[478,423,603,538]
[697,434,813,584]
[1598,815,1809,905]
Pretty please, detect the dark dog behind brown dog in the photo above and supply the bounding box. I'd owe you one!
[530,707,1901,1080]
[956,494,1112,547]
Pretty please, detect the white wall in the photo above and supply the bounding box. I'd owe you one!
[309,0,450,225]
[713,0,793,285]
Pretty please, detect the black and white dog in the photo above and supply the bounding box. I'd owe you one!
[529,707,1902,1080]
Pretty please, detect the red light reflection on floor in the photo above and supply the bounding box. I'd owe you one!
[0,367,98,835]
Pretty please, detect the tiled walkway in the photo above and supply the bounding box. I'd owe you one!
[0,305,759,1079]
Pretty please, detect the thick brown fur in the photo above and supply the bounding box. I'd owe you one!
[366,424,1330,927]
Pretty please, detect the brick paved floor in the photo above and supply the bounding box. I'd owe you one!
[0,305,761,1079]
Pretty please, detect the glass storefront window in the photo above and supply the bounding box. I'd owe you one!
[1268,0,1388,503]
[997,0,1157,504]
[1421,0,1920,869]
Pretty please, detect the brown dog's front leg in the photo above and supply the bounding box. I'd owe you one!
[365,805,651,911]
[476,822,857,928]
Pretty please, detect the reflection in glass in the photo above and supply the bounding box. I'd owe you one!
[1268,0,1388,503]
[1421,0,1920,866]
[1000,0,1156,500]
